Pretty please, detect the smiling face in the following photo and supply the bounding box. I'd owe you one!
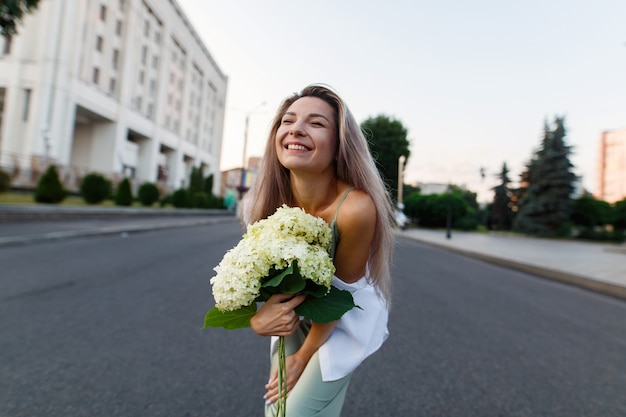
[275,97,338,175]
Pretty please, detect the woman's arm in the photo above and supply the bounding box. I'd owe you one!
[333,190,376,283]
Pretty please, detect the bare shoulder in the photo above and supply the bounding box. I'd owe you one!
[337,188,376,230]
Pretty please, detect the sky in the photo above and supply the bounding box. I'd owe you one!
[178,0,626,202]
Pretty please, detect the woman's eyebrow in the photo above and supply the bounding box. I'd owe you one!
[282,112,331,123]
[308,113,331,123]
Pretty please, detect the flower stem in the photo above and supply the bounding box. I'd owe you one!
[277,335,287,417]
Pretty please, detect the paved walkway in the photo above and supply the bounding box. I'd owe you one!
[400,228,626,300]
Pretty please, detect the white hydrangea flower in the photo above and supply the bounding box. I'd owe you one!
[210,206,336,312]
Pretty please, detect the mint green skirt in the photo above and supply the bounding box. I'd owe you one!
[265,323,352,417]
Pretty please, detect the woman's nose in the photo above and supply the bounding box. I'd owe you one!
[289,122,305,136]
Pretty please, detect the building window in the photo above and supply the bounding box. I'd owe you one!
[22,89,31,121]
[147,103,153,118]
[109,78,116,94]
[144,20,150,37]
[119,0,126,11]
[100,5,107,21]
[151,55,158,69]
[96,35,103,52]
[115,20,122,36]
[149,79,156,96]
[2,35,12,55]
[93,67,100,84]
[154,31,161,44]
[112,49,119,69]
[138,70,144,84]
[141,45,147,64]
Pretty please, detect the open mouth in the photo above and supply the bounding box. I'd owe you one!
[286,144,311,151]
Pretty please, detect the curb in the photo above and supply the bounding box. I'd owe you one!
[399,233,626,302]
[0,204,234,223]
[0,217,238,248]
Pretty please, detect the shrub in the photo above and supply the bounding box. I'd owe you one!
[34,165,66,204]
[80,173,112,204]
[114,178,133,206]
[192,191,208,208]
[138,182,160,206]
[0,168,10,193]
[172,188,190,208]
[207,194,225,209]
[160,194,172,207]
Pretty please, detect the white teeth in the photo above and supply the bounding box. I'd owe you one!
[287,144,309,151]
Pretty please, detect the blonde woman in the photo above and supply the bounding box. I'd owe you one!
[243,84,395,416]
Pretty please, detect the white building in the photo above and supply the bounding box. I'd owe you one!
[0,0,227,196]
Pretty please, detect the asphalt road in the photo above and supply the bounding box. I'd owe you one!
[1,222,625,417]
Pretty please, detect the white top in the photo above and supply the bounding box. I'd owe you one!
[270,274,389,382]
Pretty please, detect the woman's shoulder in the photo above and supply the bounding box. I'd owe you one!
[337,187,376,226]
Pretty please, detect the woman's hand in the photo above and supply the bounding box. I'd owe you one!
[264,352,308,404]
[250,293,306,337]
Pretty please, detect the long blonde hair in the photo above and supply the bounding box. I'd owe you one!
[242,84,395,304]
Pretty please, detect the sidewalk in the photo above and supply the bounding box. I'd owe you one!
[400,228,626,301]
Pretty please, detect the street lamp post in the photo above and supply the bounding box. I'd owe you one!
[237,102,266,199]
[446,184,452,239]
[397,155,405,205]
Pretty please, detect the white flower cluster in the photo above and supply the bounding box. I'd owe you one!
[210,205,336,311]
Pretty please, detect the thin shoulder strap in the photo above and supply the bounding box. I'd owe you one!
[332,187,355,223]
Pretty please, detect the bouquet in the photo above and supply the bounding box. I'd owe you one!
[204,205,358,416]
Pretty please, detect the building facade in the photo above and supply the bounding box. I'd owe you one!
[0,0,227,196]
[596,128,626,203]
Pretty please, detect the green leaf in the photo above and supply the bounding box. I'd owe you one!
[261,261,307,295]
[295,287,357,323]
[262,263,294,288]
[300,280,330,298]
[203,304,256,330]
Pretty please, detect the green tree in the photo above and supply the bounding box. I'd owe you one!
[1,0,41,36]
[114,178,133,206]
[570,196,612,228]
[490,162,514,230]
[0,168,10,193]
[612,198,626,230]
[514,117,577,236]
[404,188,475,230]
[204,174,214,194]
[34,165,66,204]
[360,115,410,200]
[188,166,204,196]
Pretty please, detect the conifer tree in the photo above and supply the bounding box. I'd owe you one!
[114,178,133,206]
[490,162,514,230]
[513,117,577,236]
[34,165,66,203]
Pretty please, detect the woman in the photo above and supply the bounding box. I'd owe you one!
[242,84,395,416]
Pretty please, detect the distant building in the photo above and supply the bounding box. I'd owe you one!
[220,156,261,198]
[596,128,626,203]
[0,0,227,195]
[415,182,457,195]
